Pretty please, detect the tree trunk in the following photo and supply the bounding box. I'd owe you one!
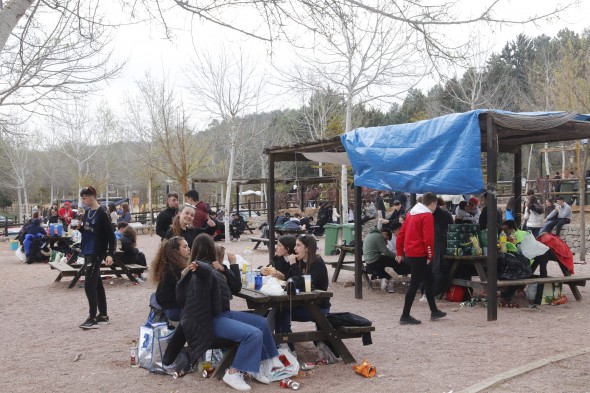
[0,0,34,53]
[561,143,566,174]
[341,93,353,224]
[319,162,323,177]
[148,175,154,236]
[224,140,236,244]
[23,184,29,219]
[525,144,534,193]
[17,187,22,222]
[544,142,551,176]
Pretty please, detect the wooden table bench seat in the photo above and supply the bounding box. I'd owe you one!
[249,236,276,250]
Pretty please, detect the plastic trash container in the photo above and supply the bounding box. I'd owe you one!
[323,223,341,256]
[341,223,355,245]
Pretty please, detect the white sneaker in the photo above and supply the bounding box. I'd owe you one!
[223,370,252,391]
[380,278,388,291]
[384,267,399,280]
[419,294,427,303]
[250,372,271,384]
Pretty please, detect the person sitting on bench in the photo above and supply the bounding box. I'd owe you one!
[261,235,297,281]
[540,196,571,236]
[363,227,410,293]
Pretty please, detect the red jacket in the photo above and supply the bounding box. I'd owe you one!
[396,203,434,259]
[192,201,210,229]
[536,232,574,274]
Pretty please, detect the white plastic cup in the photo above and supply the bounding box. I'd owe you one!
[304,275,312,292]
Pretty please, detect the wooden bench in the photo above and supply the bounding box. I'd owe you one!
[50,258,148,289]
[451,275,590,301]
[129,222,151,234]
[325,259,372,288]
[249,237,276,250]
[244,223,256,235]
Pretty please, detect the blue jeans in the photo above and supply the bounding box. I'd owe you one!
[212,311,279,373]
[275,306,330,334]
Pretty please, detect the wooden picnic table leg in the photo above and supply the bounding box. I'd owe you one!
[111,256,138,283]
[331,249,347,282]
[54,272,64,283]
[559,264,583,301]
[473,261,488,282]
[253,241,261,250]
[307,302,356,364]
[439,260,460,300]
[69,261,86,289]
[213,345,238,380]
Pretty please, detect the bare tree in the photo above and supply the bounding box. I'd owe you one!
[0,1,123,125]
[0,125,35,220]
[95,102,119,205]
[53,103,100,208]
[186,48,263,243]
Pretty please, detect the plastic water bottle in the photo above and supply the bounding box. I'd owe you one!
[499,230,507,253]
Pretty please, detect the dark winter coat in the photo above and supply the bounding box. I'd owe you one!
[285,255,331,309]
[79,208,115,259]
[156,206,177,238]
[175,262,222,364]
[119,234,138,264]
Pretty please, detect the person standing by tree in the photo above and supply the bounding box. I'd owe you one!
[78,186,116,330]
[396,192,446,325]
[156,192,179,239]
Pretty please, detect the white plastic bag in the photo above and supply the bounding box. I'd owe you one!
[138,322,175,370]
[15,246,26,262]
[260,277,284,296]
[520,231,549,259]
[268,345,300,381]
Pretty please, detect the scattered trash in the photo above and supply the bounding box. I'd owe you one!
[72,353,82,362]
[352,359,376,378]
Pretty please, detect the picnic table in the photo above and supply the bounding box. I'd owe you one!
[232,288,373,364]
[326,245,371,287]
[249,236,276,250]
[275,227,307,236]
[442,255,590,300]
[49,252,147,289]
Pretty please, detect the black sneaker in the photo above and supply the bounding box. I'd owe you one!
[431,310,447,321]
[79,317,99,330]
[400,315,421,325]
[96,315,110,325]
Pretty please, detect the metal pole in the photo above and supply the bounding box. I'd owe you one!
[236,184,240,217]
[268,155,276,260]
[354,186,363,299]
[486,115,499,321]
[514,146,523,226]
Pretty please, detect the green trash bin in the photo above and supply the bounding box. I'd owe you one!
[341,223,355,245]
[323,223,341,256]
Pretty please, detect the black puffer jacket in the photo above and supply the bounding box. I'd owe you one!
[175,262,222,364]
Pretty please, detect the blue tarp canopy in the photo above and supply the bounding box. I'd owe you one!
[341,110,590,195]
[341,110,486,194]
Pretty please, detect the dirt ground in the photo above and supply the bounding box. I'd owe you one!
[1,233,589,393]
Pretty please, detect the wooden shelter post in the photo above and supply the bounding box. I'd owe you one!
[486,116,499,321]
[268,154,276,260]
[300,187,305,211]
[514,146,523,226]
[354,186,363,299]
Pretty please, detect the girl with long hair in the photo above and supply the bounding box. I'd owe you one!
[169,233,280,391]
[524,195,544,237]
[150,237,190,321]
[260,235,296,280]
[275,234,330,337]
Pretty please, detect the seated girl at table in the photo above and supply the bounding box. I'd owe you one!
[274,234,331,336]
[150,236,190,322]
[170,233,280,391]
[260,235,297,280]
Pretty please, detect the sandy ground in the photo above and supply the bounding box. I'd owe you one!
[1,232,589,393]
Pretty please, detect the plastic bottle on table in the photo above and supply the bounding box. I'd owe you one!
[499,230,507,253]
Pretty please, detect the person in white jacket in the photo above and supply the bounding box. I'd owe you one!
[332,207,340,224]
[523,195,544,237]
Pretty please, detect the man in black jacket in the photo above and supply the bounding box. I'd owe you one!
[156,192,179,239]
[78,186,116,330]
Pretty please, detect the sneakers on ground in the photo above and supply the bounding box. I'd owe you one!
[399,315,421,325]
[96,315,110,325]
[387,280,395,293]
[380,278,388,291]
[223,370,252,391]
[79,317,99,330]
[250,372,271,384]
[431,310,447,321]
[384,267,399,280]
[419,294,427,303]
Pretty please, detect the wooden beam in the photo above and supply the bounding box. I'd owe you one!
[268,154,276,261]
[486,115,498,321]
[514,146,522,226]
[354,186,363,299]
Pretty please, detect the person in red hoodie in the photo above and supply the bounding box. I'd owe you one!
[396,192,446,325]
[58,201,73,226]
[184,189,213,229]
